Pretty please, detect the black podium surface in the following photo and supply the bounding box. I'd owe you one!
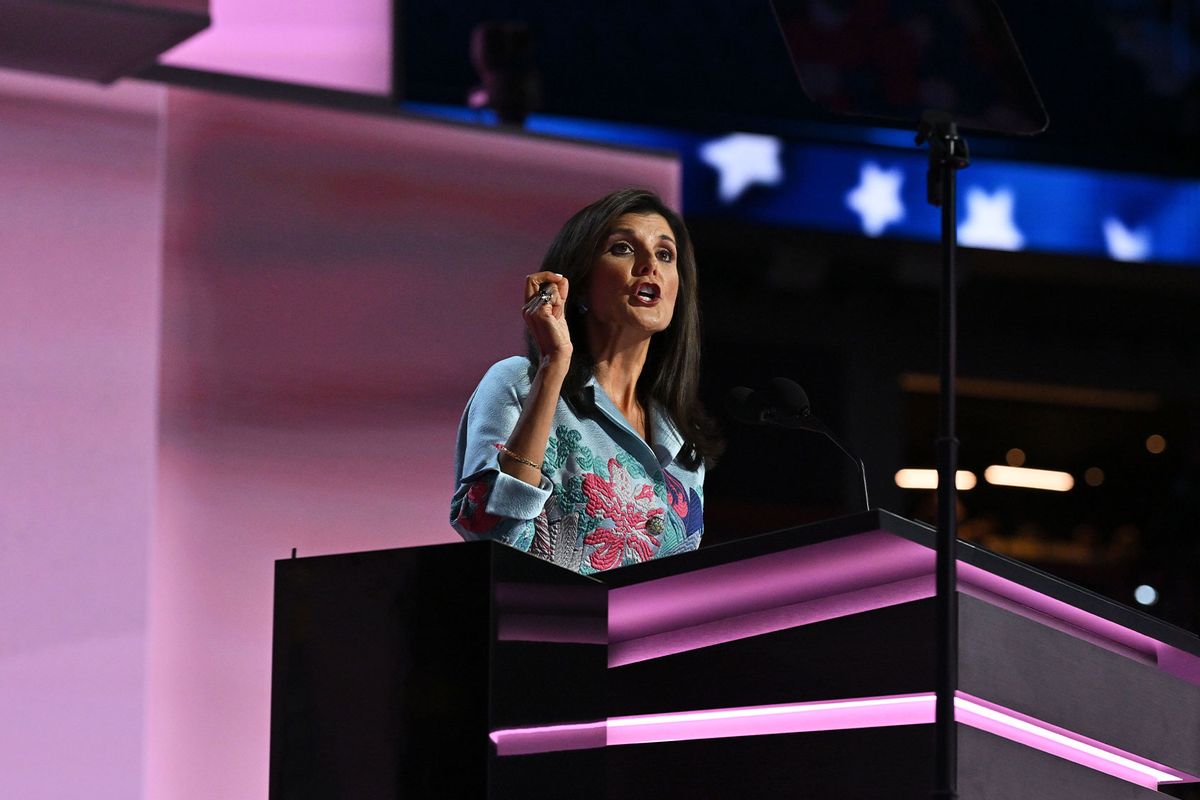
[269,510,1200,798]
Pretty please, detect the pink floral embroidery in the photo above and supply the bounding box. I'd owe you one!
[582,458,664,571]
[456,481,501,534]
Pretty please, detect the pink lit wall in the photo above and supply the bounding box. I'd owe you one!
[147,87,679,799]
[160,0,391,94]
[0,71,164,799]
[0,65,677,799]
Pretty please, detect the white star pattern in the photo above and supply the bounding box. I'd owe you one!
[699,133,784,203]
[845,162,905,237]
[957,187,1025,251]
[1102,217,1152,262]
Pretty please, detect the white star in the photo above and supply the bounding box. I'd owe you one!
[699,133,784,203]
[1103,217,1152,262]
[845,162,905,237]
[958,187,1024,251]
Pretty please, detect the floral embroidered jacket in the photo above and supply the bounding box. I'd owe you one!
[450,356,705,575]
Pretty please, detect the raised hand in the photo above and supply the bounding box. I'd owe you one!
[522,271,572,367]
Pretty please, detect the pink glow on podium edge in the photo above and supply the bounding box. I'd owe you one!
[953,693,1189,789]
[489,720,607,757]
[608,574,933,667]
[604,693,931,746]
[958,562,1200,683]
[490,693,1197,789]
[606,529,1200,685]
[608,532,933,643]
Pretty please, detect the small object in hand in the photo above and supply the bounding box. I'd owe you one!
[522,282,555,314]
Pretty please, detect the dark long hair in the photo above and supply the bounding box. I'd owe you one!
[528,188,723,469]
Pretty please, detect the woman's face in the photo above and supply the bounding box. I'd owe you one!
[585,212,680,340]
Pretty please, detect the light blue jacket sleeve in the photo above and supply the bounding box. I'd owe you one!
[449,358,553,550]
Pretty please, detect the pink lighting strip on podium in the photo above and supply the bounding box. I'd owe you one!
[489,720,608,757]
[489,693,1196,790]
[951,694,1184,789]
[605,529,1200,685]
[605,693,931,744]
[607,531,936,667]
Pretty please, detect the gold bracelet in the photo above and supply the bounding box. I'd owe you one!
[499,444,541,471]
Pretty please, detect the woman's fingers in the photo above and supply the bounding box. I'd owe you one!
[522,273,569,315]
[521,272,573,360]
[524,272,568,302]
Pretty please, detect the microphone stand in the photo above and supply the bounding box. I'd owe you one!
[772,412,871,510]
[916,110,970,800]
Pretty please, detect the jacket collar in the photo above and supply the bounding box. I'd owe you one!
[583,377,684,467]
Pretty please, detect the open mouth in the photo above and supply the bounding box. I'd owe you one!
[634,283,661,304]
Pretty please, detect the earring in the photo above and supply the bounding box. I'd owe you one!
[577,299,589,314]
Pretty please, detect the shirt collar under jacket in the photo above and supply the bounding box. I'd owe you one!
[580,375,685,470]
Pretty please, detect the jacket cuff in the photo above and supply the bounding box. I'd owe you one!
[485,470,552,519]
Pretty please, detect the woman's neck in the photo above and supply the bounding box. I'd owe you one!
[589,334,651,438]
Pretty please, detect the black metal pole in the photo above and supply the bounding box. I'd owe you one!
[934,156,959,800]
[918,113,968,800]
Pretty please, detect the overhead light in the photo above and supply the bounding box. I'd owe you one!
[1145,435,1166,455]
[894,469,977,490]
[984,465,1074,492]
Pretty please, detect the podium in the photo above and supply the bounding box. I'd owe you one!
[269,510,1200,798]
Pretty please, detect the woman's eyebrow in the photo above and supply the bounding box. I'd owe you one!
[605,227,676,245]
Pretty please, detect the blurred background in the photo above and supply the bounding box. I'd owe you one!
[2,0,1198,797]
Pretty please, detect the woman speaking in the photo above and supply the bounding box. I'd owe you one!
[450,188,722,575]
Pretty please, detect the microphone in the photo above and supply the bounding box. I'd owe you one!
[727,379,871,509]
[764,377,816,427]
[726,385,769,425]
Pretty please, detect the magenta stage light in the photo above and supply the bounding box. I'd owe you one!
[952,693,1185,789]
[604,693,931,745]
[607,531,935,667]
[488,719,608,757]
[605,530,1200,685]
[490,692,1197,790]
